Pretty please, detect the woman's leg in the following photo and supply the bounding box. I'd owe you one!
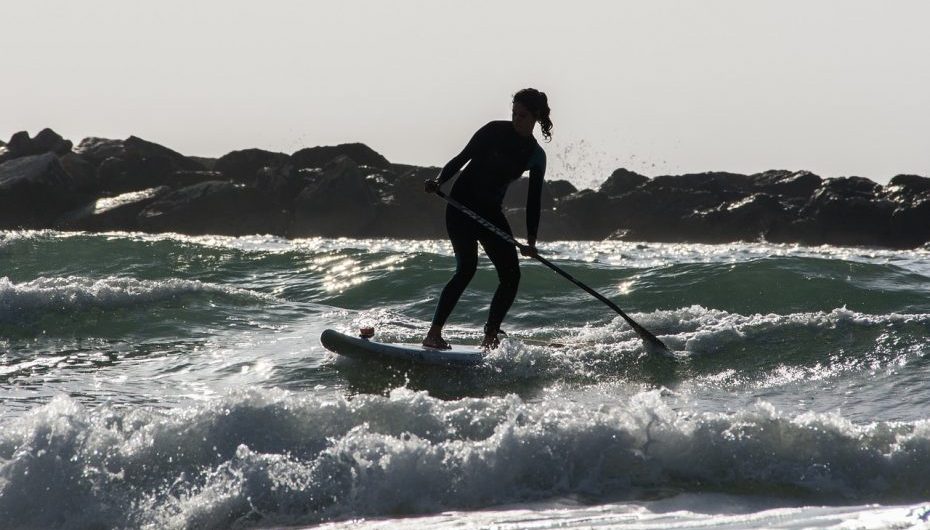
[424,208,479,346]
[479,212,520,345]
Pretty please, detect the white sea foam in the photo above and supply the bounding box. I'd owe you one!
[7,230,930,273]
[2,389,930,529]
[0,275,275,319]
[317,497,930,529]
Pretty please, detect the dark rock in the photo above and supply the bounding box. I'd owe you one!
[7,131,33,156]
[0,129,72,163]
[59,153,97,193]
[367,166,446,238]
[886,174,930,204]
[785,177,893,246]
[164,170,228,189]
[363,167,401,199]
[189,156,217,171]
[0,153,81,228]
[138,181,287,236]
[58,186,171,231]
[505,208,575,241]
[123,136,203,171]
[214,148,290,183]
[290,156,379,237]
[690,193,791,243]
[751,170,822,200]
[609,186,728,242]
[94,136,206,193]
[886,174,930,247]
[74,137,127,166]
[0,153,74,193]
[96,154,172,193]
[503,177,555,210]
[554,190,618,239]
[32,128,72,155]
[547,179,577,199]
[647,171,753,195]
[823,176,882,196]
[254,164,312,206]
[600,168,648,196]
[889,197,930,248]
[291,143,390,170]
[388,163,424,176]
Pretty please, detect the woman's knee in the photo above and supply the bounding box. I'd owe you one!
[453,259,478,283]
[498,264,520,285]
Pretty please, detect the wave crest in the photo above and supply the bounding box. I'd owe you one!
[3,389,930,528]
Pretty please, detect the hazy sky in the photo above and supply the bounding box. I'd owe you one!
[3,1,928,186]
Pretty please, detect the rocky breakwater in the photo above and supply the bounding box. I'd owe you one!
[1,128,928,249]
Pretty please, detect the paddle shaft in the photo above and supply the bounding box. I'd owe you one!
[433,189,669,353]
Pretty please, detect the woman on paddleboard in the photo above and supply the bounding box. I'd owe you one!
[422,88,552,350]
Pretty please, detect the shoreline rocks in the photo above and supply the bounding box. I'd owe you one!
[1,127,929,249]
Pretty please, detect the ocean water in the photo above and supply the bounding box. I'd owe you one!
[2,230,930,529]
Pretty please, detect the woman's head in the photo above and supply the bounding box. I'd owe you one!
[512,88,552,142]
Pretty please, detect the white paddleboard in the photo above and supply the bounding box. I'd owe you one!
[320,329,484,367]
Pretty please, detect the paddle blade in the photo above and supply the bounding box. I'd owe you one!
[631,323,675,358]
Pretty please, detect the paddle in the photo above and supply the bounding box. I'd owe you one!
[433,189,672,356]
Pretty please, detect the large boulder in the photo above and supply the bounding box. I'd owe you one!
[32,128,73,155]
[58,153,98,193]
[599,168,648,196]
[138,181,287,236]
[0,129,73,163]
[608,186,727,242]
[785,177,893,246]
[647,171,753,195]
[554,189,619,240]
[123,136,203,171]
[547,179,577,199]
[7,132,32,157]
[290,156,379,237]
[214,148,290,183]
[93,136,206,193]
[291,143,390,170]
[505,207,576,241]
[689,193,792,243]
[96,154,173,193]
[889,197,930,248]
[253,164,315,207]
[750,170,822,200]
[189,156,217,171]
[164,170,229,189]
[368,165,446,238]
[74,137,127,166]
[885,174,930,205]
[0,153,81,228]
[57,186,171,232]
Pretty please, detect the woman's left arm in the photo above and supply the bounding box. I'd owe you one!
[525,147,547,249]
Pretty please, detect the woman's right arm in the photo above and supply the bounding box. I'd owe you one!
[426,123,490,191]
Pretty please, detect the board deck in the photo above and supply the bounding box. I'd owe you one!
[320,329,484,367]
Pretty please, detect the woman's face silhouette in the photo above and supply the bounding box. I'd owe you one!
[512,102,535,137]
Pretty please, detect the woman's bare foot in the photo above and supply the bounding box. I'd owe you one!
[480,327,505,350]
[422,332,451,350]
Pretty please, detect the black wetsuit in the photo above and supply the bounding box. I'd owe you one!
[430,120,547,334]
